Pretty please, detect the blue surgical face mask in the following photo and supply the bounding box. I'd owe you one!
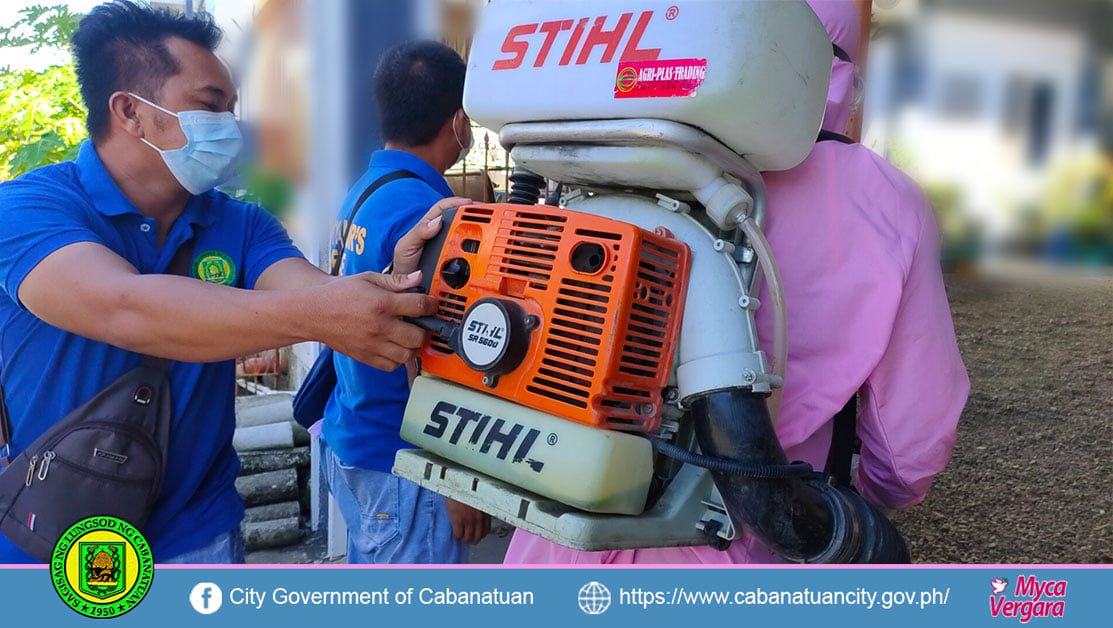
[129,92,243,195]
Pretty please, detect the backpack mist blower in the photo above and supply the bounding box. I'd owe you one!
[392,0,908,563]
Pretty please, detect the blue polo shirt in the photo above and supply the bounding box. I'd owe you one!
[321,150,452,472]
[0,141,303,563]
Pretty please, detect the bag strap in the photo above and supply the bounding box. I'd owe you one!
[141,240,195,371]
[0,239,195,464]
[825,394,859,487]
[817,129,855,145]
[331,169,420,276]
[0,375,10,466]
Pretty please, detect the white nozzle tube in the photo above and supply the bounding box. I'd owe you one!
[739,216,787,382]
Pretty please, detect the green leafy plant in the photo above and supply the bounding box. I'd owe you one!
[0,4,79,52]
[1038,154,1113,264]
[0,4,85,181]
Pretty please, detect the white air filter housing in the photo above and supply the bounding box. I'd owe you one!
[464,0,832,172]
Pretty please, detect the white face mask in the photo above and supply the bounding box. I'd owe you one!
[850,66,865,117]
[130,92,243,195]
[452,110,474,166]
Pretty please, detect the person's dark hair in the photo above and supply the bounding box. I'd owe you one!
[374,40,466,147]
[71,0,223,141]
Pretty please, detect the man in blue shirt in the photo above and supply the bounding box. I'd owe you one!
[320,41,491,564]
[0,1,447,563]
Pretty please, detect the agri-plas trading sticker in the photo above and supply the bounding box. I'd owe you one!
[615,58,707,99]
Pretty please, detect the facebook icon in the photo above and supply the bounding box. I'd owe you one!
[190,582,223,614]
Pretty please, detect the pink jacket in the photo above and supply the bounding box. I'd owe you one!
[504,0,968,564]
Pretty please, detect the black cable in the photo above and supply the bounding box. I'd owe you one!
[649,437,813,479]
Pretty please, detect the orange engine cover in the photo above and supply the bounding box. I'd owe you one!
[419,203,691,433]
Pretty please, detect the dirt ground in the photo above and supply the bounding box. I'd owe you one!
[893,273,1113,564]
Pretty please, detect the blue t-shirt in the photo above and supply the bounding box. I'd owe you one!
[0,141,303,563]
[321,150,452,472]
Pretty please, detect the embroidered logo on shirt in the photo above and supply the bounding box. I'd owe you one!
[193,250,237,286]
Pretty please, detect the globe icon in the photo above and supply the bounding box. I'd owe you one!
[578,581,611,615]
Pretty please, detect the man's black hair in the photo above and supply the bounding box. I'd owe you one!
[71,0,223,141]
[374,40,466,147]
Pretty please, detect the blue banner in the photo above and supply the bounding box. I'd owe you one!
[2,565,1109,627]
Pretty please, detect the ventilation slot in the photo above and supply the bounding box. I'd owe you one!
[574,228,622,240]
[513,219,565,232]
[543,347,597,368]
[551,316,603,337]
[553,307,604,325]
[497,222,561,289]
[562,277,612,294]
[516,211,567,224]
[432,291,466,355]
[541,357,594,378]
[557,287,608,304]
[556,297,606,314]
[504,241,557,261]
[614,386,652,398]
[460,207,494,224]
[547,336,599,357]
[526,385,588,409]
[509,228,561,242]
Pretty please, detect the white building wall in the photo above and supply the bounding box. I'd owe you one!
[870,10,1088,240]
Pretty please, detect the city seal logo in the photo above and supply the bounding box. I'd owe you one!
[193,250,237,286]
[51,516,154,619]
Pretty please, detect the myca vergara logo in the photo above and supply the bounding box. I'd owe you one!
[193,250,237,285]
[51,516,154,619]
[989,574,1067,623]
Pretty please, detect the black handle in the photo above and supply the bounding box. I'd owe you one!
[408,316,458,340]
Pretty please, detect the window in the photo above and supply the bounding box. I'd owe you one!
[939,73,982,118]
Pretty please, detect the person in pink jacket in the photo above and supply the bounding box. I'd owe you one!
[503,0,969,565]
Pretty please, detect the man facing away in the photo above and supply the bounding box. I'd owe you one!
[0,1,454,563]
[503,0,969,564]
[319,41,491,564]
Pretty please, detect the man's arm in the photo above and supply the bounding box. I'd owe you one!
[855,211,969,510]
[254,257,335,291]
[17,241,433,371]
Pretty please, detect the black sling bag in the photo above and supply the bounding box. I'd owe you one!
[0,241,193,562]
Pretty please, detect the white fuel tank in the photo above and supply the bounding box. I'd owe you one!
[464,0,832,172]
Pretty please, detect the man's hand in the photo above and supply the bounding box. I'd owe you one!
[393,196,471,276]
[445,498,491,545]
[313,270,436,371]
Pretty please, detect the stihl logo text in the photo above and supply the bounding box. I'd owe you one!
[494,11,661,70]
[424,401,546,472]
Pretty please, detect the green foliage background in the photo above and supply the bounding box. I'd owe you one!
[0,4,292,215]
[0,4,86,181]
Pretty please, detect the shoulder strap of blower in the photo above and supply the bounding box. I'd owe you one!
[0,240,194,466]
[817,129,855,145]
[331,169,419,276]
[816,108,859,485]
[825,396,858,487]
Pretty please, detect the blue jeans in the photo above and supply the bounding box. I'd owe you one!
[320,438,466,564]
[161,528,245,564]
